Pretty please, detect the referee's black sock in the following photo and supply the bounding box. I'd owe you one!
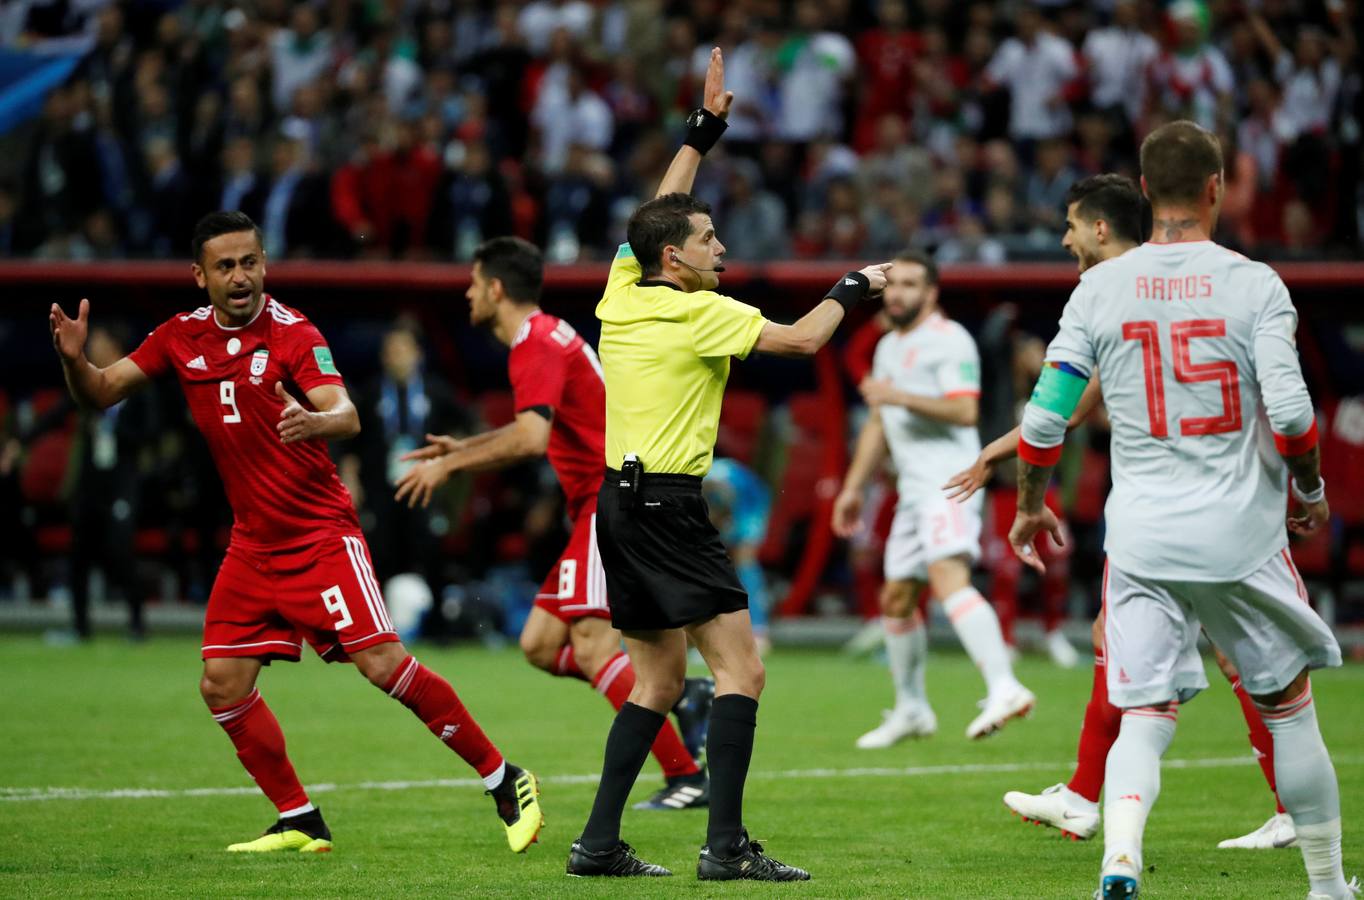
[705,693,759,855]
[580,702,665,852]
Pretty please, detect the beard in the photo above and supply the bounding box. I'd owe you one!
[886,301,922,328]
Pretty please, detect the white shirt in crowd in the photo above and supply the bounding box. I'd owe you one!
[1148,47,1234,130]
[986,31,1078,141]
[776,31,856,142]
[1023,242,1316,582]
[1275,52,1340,138]
[1082,25,1158,124]
[873,312,983,502]
[517,0,594,56]
[532,84,613,173]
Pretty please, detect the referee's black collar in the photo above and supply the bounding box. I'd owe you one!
[636,278,683,292]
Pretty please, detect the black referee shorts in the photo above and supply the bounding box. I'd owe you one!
[595,469,749,632]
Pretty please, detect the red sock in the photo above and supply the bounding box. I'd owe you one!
[993,560,1020,646]
[383,656,505,779]
[553,645,589,682]
[1041,563,1068,635]
[1232,677,1286,814]
[593,652,700,779]
[210,688,310,814]
[1066,653,1123,803]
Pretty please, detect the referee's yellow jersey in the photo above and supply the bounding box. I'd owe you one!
[596,243,767,476]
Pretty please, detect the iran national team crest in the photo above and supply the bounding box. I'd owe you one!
[250,349,269,380]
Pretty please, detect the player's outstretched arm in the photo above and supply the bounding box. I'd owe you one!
[860,379,978,427]
[50,299,150,409]
[394,411,551,509]
[276,382,360,444]
[831,412,889,538]
[943,375,1104,501]
[653,47,733,199]
[754,264,892,358]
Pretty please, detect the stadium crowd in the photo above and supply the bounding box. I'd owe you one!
[0,0,1359,264]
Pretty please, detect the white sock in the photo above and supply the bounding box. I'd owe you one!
[280,801,315,818]
[1257,685,1348,898]
[940,588,1018,696]
[1102,707,1177,874]
[884,614,927,710]
[482,761,507,791]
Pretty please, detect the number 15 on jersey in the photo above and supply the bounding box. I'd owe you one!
[1122,318,1242,438]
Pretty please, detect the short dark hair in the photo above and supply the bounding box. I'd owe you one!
[191,210,262,261]
[1139,120,1223,207]
[893,247,938,286]
[473,236,544,303]
[1065,174,1144,244]
[627,192,712,277]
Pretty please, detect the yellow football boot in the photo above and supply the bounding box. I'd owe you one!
[490,765,544,853]
[227,807,333,853]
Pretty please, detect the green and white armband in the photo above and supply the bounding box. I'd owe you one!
[1019,361,1090,466]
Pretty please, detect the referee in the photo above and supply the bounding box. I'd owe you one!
[567,48,889,881]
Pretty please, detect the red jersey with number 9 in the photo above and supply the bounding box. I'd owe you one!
[129,295,360,547]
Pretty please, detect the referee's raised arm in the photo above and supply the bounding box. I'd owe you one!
[569,47,877,883]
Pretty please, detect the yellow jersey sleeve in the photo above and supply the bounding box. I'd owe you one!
[687,292,768,360]
[605,242,642,295]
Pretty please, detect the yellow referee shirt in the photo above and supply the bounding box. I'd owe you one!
[596,243,767,476]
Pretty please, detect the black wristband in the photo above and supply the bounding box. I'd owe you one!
[825,271,870,312]
[683,108,728,155]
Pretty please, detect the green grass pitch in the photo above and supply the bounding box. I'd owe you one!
[2,636,1359,898]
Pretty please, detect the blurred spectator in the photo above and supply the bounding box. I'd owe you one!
[936,213,1006,265]
[542,145,613,261]
[1237,78,1291,191]
[775,0,856,142]
[343,324,470,610]
[330,117,441,258]
[858,113,934,211]
[689,10,773,146]
[141,136,192,258]
[45,324,156,642]
[532,63,612,174]
[1081,0,1157,129]
[432,141,515,261]
[259,123,330,258]
[1215,127,1257,250]
[518,0,594,57]
[0,182,16,256]
[268,4,333,112]
[214,135,263,222]
[1024,139,1079,232]
[722,158,787,261]
[983,4,1078,143]
[853,0,920,152]
[1147,1,1233,130]
[16,85,102,254]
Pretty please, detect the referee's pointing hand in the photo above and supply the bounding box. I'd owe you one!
[703,47,734,120]
[859,262,893,295]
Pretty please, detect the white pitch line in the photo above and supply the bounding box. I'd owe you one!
[6,754,1360,804]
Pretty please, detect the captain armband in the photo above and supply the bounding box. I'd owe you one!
[1029,361,1090,419]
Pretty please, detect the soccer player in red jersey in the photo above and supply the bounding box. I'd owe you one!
[395,236,712,811]
[47,212,543,855]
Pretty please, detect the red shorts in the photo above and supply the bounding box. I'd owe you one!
[534,498,610,624]
[202,533,399,662]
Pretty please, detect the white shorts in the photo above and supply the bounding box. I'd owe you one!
[883,492,982,583]
[1103,549,1342,709]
